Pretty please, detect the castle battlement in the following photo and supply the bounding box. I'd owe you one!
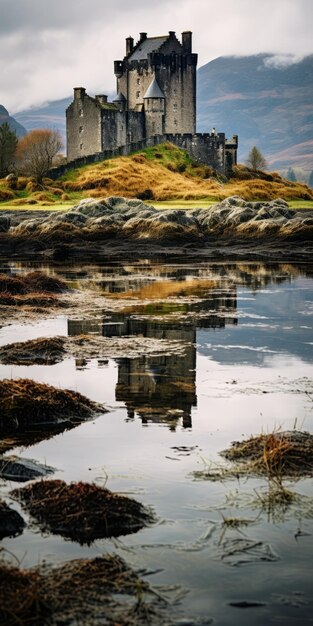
[66,31,237,173]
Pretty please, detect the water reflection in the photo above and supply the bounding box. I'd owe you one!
[68,284,238,428]
[1,259,313,625]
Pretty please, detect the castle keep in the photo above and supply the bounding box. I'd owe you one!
[66,31,238,172]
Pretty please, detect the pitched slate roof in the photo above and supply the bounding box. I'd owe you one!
[113,92,126,102]
[143,77,165,99]
[128,36,168,61]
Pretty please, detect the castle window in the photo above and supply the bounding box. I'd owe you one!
[174,118,178,126]
[79,126,83,133]
[136,91,140,98]
[137,78,140,85]
[173,88,177,96]
[79,109,83,117]
[173,103,177,112]
[80,143,84,150]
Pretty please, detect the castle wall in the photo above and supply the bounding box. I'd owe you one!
[101,110,127,149]
[125,64,153,110]
[155,58,197,135]
[51,132,236,179]
[127,111,146,143]
[67,91,102,161]
[144,99,164,136]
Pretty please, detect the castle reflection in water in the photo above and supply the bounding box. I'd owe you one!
[68,282,237,430]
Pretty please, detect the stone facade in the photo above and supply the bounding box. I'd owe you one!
[66,31,238,172]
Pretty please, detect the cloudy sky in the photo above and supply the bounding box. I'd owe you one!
[1,0,312,113]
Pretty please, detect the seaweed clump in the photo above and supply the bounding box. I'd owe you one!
[222,430,313,479]
[0,337,66,365]
[0,271,68,295]
[0,499,25,539]
[0,271,68,307]
[12,479,154,543]
[0,554,161,626]
[0,378,103,432]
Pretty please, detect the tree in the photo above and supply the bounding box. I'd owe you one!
[0,122,18,177]
[286,168,297,182]
[246,146,267,171]
[16,129,63,183]
[308,171,313,188]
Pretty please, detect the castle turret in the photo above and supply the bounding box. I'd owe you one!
[113,92,127,111]
[143,76,165,136]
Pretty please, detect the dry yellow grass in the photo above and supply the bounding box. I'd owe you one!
[1,144,313,205]
[62,155,224,201]
[61,151,313,202]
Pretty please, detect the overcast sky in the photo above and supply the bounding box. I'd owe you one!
[1,0,313,113]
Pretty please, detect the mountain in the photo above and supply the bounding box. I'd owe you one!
[197,54,313,171]
[15,97,72,144]
[0,105,26,137]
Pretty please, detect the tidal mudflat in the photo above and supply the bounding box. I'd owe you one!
[0,259,313,625]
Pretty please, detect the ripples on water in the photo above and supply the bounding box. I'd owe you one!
[1,260,313,625]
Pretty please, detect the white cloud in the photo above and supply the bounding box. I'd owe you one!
[0,0,312,113]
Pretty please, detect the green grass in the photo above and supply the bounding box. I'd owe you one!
[152,199,217,209]
[0,203,70,212]
[1,198,313,213]
[288,200,313,209]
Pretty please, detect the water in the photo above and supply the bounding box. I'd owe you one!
[1,260,313,624]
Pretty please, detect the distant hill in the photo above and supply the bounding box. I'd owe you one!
[15,97,72,144]
[0,105,26,137]
[197,54,313,172]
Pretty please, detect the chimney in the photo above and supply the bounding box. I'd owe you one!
[139,32,147,41]
[182,31,192,53]
[126,36,134,55]
[95,95,108,105]
[74,87,86,100]
[169,31,175,38]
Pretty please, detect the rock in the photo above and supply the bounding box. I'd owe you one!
[5,173,18,189]
[0,455,55,482]
[0,499,25,538]
[0,215,10,232]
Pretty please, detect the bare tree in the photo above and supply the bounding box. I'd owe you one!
[246,146,267,171]
[16,129,63,183]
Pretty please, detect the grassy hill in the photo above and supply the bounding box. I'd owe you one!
[0,144,312,209]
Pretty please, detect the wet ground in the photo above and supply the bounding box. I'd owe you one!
[1,259,313,625]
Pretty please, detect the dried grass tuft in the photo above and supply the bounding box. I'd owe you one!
[0,337,66,365]
[0,554,155,625]
[222,430,313,479]
[12,479,154,543]
[0,271,68,295]
[0,378,103,431]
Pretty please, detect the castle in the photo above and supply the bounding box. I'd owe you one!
[66,31,238,172]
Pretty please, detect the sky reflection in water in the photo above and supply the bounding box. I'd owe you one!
[0,261,313,625]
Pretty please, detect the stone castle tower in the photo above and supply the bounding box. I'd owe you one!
[66,31,238,172]
[114,31,197,136]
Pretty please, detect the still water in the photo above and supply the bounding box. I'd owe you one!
[1,260,313,625]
